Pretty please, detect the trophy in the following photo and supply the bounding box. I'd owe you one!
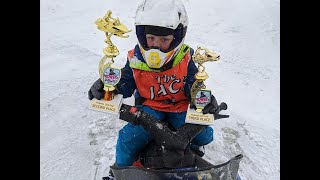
[90,10,131,115]
[185,46,220,125]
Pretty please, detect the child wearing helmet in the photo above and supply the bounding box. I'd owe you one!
[88,0,225,167]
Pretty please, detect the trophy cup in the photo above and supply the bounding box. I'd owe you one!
[185,46,220,125]
[89,10,131,115]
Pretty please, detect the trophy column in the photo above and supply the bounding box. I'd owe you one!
[185,46,220,125]
[89,10,131,115]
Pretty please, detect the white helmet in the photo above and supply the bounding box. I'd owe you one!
[135,0,188,69]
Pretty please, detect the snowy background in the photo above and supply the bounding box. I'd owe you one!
[40,0,280,179]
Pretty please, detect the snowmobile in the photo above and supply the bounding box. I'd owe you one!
[102,103,243,180]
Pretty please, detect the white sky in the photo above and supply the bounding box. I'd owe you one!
[40,0,280,179]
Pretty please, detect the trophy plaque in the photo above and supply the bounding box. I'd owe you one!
[90,10,131,115]
[186,46,220,125]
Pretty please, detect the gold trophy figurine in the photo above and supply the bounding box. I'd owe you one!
[90,10,131,115]
[185,46,220,125]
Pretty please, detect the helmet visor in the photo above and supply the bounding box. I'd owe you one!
[136,24,186,53]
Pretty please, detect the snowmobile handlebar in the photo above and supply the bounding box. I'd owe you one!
[214,102,230,119]
[219,102,227,111]
[119,104,206,150]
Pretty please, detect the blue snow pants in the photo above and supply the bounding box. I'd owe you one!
[115,105,214,167]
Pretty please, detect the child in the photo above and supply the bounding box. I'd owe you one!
[88,0,226,167]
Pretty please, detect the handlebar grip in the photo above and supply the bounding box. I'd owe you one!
[219,102,228,111]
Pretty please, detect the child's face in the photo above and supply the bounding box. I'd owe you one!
[146,34,174,51]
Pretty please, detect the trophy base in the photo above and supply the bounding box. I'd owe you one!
[185,105,214,125]
[89,94,123,115]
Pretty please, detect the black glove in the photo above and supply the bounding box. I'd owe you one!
[202,95,224,114]
[88,79,105,100]
[203,95,229,119]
